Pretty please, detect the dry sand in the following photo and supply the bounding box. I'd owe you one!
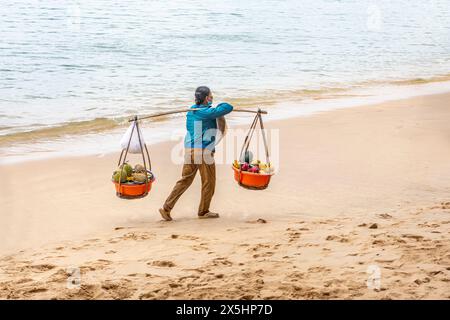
[0,92,449,299]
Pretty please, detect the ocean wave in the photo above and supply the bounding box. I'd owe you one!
[1,73,449,148]
[0,117,123,146]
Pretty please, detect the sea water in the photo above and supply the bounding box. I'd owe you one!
[0,0,449,162]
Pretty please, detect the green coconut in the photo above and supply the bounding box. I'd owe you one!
[118,163,133,177]
[112,169,128,183]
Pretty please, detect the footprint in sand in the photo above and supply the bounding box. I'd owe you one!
[429,202,450,210]
[211,257,233,266]
[100,279,135,300]
[48,269,71,283]
[149,260,176,268]
[288,232,301,243]
[170,234,200,241]
[358,223,367,227]
[418,222,441,228]
[25,287,48,295]
[181,268,204,274]
[374,258,397,263]
[401,234,424,241]
[442,202,450,209]
[71,245,87,250]
[358,223,378,229]
[287,271,306,280]
[139,292,155,299]
[191,244,209,251]
[325,235,350,243]
[427,270,443,277]
[252,251,274,259]
[246,218,267,224]
[248,244,271,252]
[120,232,154,241]
[23,264,56,272]
[247,243,277,258]
[414,277,431,285]
[16,278,34,284]
[81,259,112,272]
[285,228,302,242]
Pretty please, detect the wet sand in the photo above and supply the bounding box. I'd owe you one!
[1,92,449,299]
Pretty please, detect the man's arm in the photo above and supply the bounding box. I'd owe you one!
[194,103,233,120]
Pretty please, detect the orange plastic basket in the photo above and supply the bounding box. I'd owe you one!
[113,179,154,199]
[232,166,273,190]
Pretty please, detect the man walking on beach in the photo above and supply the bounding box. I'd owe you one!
[159,86,233,221]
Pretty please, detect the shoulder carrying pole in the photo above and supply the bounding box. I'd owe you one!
[128,108,267,122]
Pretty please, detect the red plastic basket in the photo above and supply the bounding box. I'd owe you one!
[113,179,154,199]
[232,166,273,190]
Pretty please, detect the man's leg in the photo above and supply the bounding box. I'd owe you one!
[198,151,216,216]
[163,157,198,213]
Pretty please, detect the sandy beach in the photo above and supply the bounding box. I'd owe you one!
[1,92,449,300]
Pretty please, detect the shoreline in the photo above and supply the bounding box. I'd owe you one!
[2,79,450,165]
[0,90,449,299]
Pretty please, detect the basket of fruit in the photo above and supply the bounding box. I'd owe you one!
[232,159,274,190]
[233,109,274,190]
[112,116,155,199]
[112,163,155,199]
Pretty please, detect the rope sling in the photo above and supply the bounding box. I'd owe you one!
[236,109,272,190]
[115,116,153,199]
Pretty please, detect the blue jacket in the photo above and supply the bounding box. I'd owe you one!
[184,102,234,150]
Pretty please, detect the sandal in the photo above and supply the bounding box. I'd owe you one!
[198,211,220,219]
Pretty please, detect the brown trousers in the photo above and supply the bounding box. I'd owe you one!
[163,148,216,216]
